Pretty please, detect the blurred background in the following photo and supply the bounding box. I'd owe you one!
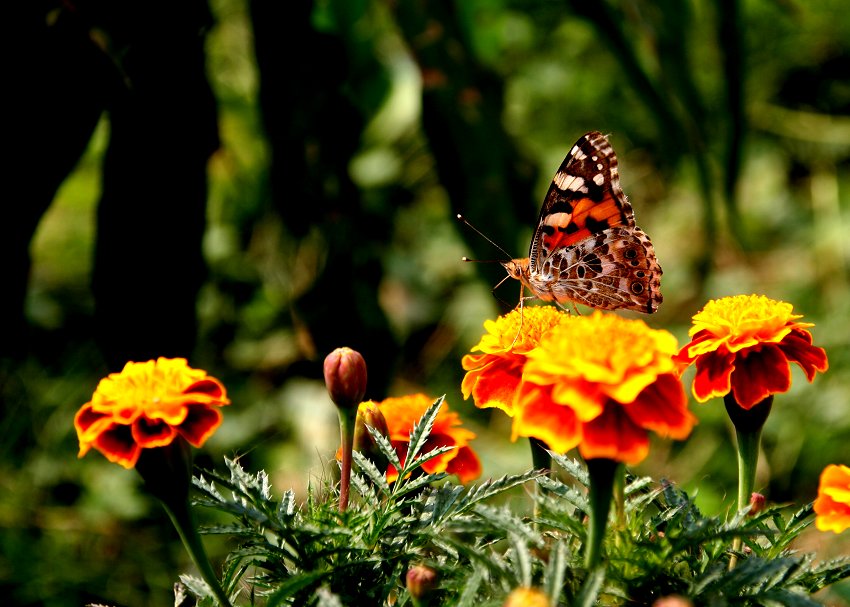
[2,0,849,605]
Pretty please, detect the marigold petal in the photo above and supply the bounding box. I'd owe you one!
[778,329,829,381]
[814,464,850,534]
[75,402,114,442]
[548,380,605,421]
[133,416,178,449]
[513,384,582,453]
[93,424,142,469]
[177,404,223,448]
[624,373,696,440]
[692,350,735,402]
[462,356,524,416]
[578,403,649,465]
[446,445,483,483]
[184,377,227,400]
[729,345,791,409]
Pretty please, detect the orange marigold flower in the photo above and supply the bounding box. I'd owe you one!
[814,464,850,534]
[462,307,570,416]
[75,358,230,469]
[516,311,695,464]
[674,295,828,409]
[377,394,481,483]
[503,587,550,607]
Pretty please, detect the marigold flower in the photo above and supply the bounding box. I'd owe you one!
[377,394,481,483]
[674,295,828,409]
[503,587,550,607]
[75,358,230,469]
[516,311,695,464]
[814,464,850,534]
[462,307,570,416]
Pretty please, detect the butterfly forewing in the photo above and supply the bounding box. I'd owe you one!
[513,131,662,314]
[530,131,635,273]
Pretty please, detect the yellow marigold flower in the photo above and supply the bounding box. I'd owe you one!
[674,295,828,409]
[75,358,230,469]
[462,307,571,416]
[377,394,481,483]
[516,311,695,464]
[814,464,850,534]
[503,587,550,607]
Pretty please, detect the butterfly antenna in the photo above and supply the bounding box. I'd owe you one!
[456,214,513,260]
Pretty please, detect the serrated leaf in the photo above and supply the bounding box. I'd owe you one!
[266,570,329,607]
[459,470,541,512]
[508,532,533,587]
[368,424,403,474]
[352,449,391,496]
[543,540,569,605]
[455,565,486,607]
[401,396,444,473]
[550,452,589,486]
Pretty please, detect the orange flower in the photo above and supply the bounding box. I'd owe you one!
[674,295,828,409]
[814,464,850,534]
[462,307,570,416]
[503,587,550,607]
[75,358,230,469]
[516,311,695,464]
[377,394,481,483]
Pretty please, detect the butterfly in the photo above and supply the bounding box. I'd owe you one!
[502,131,662,314]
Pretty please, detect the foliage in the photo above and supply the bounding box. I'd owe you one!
[184,400,849,606]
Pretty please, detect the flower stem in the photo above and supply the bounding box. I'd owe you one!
[338,407,357,512]
[724,394,772,569]
[529,437,552,475]
[585,457,620,569]
[160,498,234,607]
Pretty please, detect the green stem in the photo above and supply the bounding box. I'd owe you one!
[585,458,620,569]
[161,497,233,607]
[338,407,357,512]
[724,394,772,569]
[529,437,552,475]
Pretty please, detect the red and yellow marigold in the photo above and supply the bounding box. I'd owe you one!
[377,394,481,483]
[674,295,828,409]
[515,311,695,464]
[814,464,850,534]
[462,306,570,416]
[75,358,230,469]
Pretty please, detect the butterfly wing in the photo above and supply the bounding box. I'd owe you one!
[529,131,635,274]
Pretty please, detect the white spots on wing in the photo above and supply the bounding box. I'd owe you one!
[596,163,603,170]
[554,171,588,193]
[592,172,605,186]
[571,145,587,160]
[591,155,598,162]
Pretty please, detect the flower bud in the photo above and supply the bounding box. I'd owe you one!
[749,492,766,515]
[354,401,390,467]
[406,564,437,605]
[323,347,368,410]
[503,587,549,607]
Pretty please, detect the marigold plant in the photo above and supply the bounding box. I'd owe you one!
[516,311,695,464]
[75,358,230,469]
[376,394,481,483]
[674,294,828,409]
[462,306,570,416]
[814,464,850,534]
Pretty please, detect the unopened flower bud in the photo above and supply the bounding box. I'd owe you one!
[323,347,368,410]
[354,401,390,467]
[749,492,766,515]
[406,564,437,605]
[503,587,549,607]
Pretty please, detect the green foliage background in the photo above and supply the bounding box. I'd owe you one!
[2,0,849,605]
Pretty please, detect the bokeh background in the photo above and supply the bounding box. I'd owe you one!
[2,0,849,605]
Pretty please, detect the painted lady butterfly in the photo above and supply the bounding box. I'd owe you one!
[502,131,662,313]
